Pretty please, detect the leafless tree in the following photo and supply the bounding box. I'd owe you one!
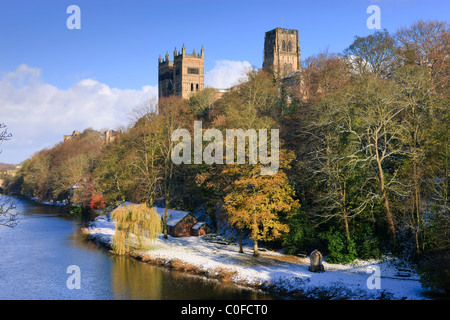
[344,30,399,79]
[0,195,17,228]
[396,20,449,80]
[342,77,406,249]
[0,123,18,228]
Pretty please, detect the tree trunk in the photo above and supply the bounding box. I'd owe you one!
[238,228,244,253]
[343,212,350,241]
[413,161,421,255]
[253,239,259,257]
[382,189,397,248]
[342,184,350,241]
[375,137,398,249]
[163,202,168,239]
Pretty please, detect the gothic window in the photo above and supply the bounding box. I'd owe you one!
[196,84,199,91]
[282,40,286,51]
[187,68,199,74]
[288,41,292,52]
[191,83,194,91]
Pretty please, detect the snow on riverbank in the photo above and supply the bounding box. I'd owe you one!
[83,215,428,300]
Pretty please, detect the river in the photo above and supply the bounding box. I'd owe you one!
[0,197,275,300]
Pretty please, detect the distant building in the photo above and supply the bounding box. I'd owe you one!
[69,177,89,205]
[63,130,81,142]
[153,207,211,237]
[156,27,302,104]
[263,28,301,78]
[104,129,120,144]
[158,44,205,100]
[63,129,120,144]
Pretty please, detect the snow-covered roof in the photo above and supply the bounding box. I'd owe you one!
[192,221,207,230]
[113,203,195,227]
[153,206,193,227]
[71,178,87,189]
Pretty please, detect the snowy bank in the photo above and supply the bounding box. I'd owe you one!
[82,215,428,300]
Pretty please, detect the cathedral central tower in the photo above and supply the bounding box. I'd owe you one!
[263,28,301,78]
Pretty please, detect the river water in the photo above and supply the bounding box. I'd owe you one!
[0,197,275,300]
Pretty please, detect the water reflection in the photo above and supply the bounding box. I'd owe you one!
[110,254,273,300]
[0,197,275,300]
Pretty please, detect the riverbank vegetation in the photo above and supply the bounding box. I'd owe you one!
[2,20,449,294]
[111,203,162,254]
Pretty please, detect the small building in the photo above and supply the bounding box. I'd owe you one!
[104,129,120,144]
[70,178,87,203]
[191,221,211,236]
[153,206,211,237]
[64,130,81,142]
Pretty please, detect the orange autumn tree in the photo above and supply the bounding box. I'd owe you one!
[90,192,106,211]
[224,151,299,256]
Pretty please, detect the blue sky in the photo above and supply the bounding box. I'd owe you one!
[0,0,449,164]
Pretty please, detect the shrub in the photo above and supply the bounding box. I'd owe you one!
[282,209,321,255]
[69,205,82,215]
[325,230,357,264]
[417,249,450,295]
[358,236,382,260]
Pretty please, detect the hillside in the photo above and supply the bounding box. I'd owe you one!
[0,163,16,171]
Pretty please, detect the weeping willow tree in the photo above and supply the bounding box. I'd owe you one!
[111,203,162,255]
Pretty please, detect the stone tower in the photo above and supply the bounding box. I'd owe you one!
[158,45,205,100]
[263,28,301,78]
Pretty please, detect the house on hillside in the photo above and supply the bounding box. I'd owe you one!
[153,207,211,237]
[70,178,94,207]
[70,178,87,203]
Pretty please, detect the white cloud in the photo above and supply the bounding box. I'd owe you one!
[0,61,252,163]
[0,64,157,164]
[205,60,252,89]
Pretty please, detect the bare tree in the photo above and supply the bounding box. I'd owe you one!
[312,77,406,249]
[0,123,12,150]
[396,20,449,82]
[300,50,350,102]
[343,77,406,249]
[0,195,17,228]
[155,97,194,239]
[0,123,18,228]
[128,98,159,126]
[394,65,436,254]
[127,112,162,207]
[344,30,399,78]
[299,92,378,241]
[302,125,375,241]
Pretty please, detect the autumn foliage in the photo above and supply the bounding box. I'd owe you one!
[4,20,449,292]
[90,192,106,211]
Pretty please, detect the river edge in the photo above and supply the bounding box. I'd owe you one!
[5,194,428,300]
[80,228,291,299]
[81,216,428,300]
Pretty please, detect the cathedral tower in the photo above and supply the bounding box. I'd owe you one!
[158,45,204,100]
[263,28,301,78]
